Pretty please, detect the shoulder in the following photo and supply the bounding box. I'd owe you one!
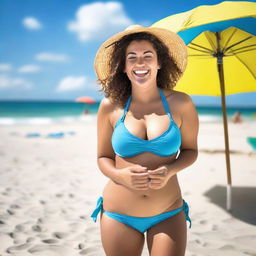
[165,89,194,109]
[98,97,122,127]
[173,90,193,105]
[163,89,197,122]
[98,97,117,114]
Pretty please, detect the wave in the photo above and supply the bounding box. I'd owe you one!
[0,115,96,126]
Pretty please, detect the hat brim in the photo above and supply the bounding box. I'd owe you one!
[94,26,187,82]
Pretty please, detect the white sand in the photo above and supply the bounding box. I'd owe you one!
[0,120,255,256]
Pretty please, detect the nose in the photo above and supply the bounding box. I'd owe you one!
[137,56,145,65]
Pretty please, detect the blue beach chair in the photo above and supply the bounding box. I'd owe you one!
[26,133,41,137]
[47,132,65,138]
[247,137,256,151]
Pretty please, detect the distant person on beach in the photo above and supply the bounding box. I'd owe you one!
[91,25,199,255]
[83,109,89,115]
[232,111,243,123]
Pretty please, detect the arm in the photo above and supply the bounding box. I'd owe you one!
[97,98,149,189]
[148,93,199,189]
[166,93,199,176]
[97,98,122,184]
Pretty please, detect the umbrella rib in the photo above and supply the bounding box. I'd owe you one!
[227,44,256,54]
[224,36,253,52]
[231,51,256,80]
[230,47,256,55]
[189,43,213,53]
[188,54,213,57]
[189,42,214,54]
[205,32,218,53]
[222,28,237,53]
[188,45,213,55]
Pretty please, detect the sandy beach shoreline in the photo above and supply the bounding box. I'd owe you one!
[0,120,256,256]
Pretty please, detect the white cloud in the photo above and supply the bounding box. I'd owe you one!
[18,65,41,73]
[0,74,32,89]
[35,52,69,62]
[68,1,133,41]
[23,17,43,30]
[0,64,12,71]
[56,76,87,92]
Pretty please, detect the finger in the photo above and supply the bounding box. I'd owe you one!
[149,179,162,184]
[132,173,149,178]
[148,174,164,179]
[149,171,166,177]
[133,179,149,185]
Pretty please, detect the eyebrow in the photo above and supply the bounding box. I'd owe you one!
[127,50,154,55]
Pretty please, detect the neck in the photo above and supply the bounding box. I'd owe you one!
[131,84,161,104]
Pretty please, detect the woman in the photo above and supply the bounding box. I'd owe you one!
[91,25,199,256]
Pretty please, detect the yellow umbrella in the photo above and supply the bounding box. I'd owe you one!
[152,1,256,210]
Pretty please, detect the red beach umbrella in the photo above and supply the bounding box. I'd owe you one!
[75,96,96,104]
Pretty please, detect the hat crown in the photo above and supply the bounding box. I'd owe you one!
[94,26,187,82]
[125,24,144,31]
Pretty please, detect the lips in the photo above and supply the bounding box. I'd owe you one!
[133,70,149,77]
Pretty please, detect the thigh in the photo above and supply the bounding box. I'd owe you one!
[100,212,145,256]
[146,210,187,256]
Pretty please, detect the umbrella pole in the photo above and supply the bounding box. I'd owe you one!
[216,34,232,210]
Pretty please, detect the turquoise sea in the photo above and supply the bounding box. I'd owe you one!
[0,101,255,125]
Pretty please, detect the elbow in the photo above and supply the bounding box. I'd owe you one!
[97,155,115,161]
[193,149,198,163]
[180,147,198,164]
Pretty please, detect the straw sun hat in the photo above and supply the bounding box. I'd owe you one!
[94,25,188,82]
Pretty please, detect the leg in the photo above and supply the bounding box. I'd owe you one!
[146,210,187,256]
[100,212,145,256]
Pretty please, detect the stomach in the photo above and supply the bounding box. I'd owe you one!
[102,152,183,217]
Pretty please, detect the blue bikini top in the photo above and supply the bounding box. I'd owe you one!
[111,88,181,158]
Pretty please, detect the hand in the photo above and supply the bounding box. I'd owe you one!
[118,165,149,190]
[148,165,171,190]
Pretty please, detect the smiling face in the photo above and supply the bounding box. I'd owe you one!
[124,40,161,87]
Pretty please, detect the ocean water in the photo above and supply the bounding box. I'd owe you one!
[0,100,255,126]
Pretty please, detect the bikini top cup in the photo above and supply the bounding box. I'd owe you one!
[111,88,181,158]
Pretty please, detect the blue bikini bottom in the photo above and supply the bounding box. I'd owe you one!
[91,196,191,233]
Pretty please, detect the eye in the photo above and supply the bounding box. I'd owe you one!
[144,55,152,59]
[127,56,136,60]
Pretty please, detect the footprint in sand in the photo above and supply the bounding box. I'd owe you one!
[26,237,37,243]
[10,204,21,209]
[6,242,32,253]
[79,247,98,255]
[218,244,235,251]
[69,193,75,198]
[52,232,69,239]
[78,243,85,250]
[55,193,63,198]
[15,224,27,232]
[199,219,207,225]
[42,238,59,244]
[39,200,47,205]
[37,218,44,224]
[32,224,45,232]
[211,224,218,231]
[61,209,67,214]
[9,232,18,239]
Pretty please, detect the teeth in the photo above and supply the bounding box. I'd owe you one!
[134,70,148,75]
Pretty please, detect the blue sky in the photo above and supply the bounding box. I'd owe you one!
[0,0,255,106]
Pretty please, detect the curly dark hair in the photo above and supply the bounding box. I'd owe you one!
[98,32,182,107]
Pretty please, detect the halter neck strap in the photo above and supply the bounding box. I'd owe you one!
[120,88,173,122]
